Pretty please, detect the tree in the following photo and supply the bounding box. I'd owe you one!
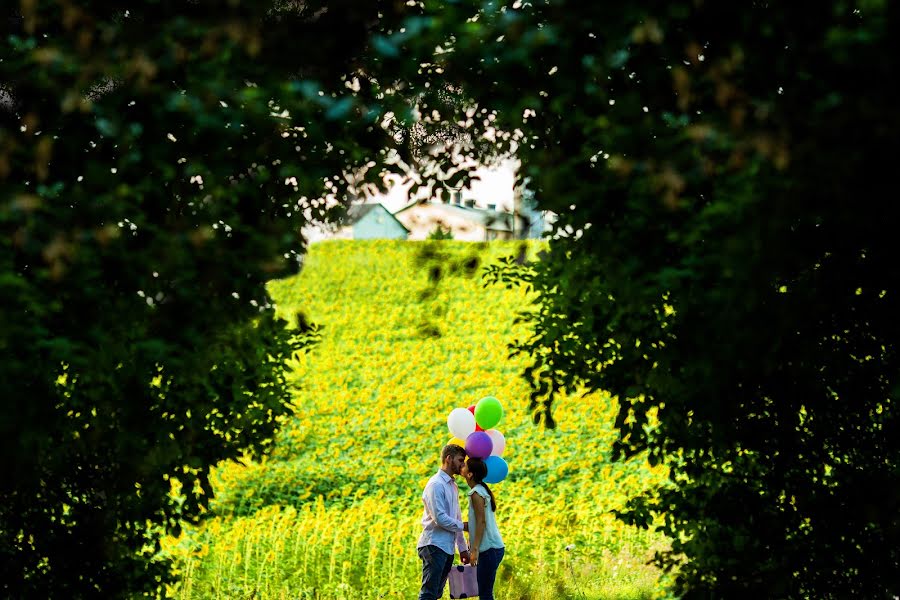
[0,1,420,596]
[5,1,899,597]
[374,0,900,597]
[427,223,454,240]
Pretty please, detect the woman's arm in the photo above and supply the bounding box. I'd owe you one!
[469,492,486,565]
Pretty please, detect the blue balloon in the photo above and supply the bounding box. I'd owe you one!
[483,456,509,484]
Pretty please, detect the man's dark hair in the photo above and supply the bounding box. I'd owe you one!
[441,444,467,463]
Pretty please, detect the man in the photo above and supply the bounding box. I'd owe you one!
[417,444,471,600]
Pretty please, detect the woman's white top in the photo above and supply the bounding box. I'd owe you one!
[467,483,505,552]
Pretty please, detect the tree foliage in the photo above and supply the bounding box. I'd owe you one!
[372,0,900,597]
[0,1,420,596]
[4,0,900,597]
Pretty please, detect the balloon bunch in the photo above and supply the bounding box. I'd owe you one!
[447,396,509,484]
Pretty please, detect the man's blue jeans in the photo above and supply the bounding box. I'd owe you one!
[418,545,454,600]
[476,546,505,600]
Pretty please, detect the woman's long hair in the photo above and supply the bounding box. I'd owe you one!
[465,457,497,512]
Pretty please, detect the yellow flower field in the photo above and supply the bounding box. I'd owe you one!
[165,240,670,599]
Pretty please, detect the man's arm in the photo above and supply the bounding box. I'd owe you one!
[423,482,464,533]
[456,529,469,559]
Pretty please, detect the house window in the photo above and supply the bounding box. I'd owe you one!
[487,203,496,211]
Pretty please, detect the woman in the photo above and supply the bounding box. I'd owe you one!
[461,456,505,600]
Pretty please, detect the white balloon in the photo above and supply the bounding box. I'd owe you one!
[486,429,506,456]
[447,408,476,440]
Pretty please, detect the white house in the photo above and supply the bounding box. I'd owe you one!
[393,201,517,241]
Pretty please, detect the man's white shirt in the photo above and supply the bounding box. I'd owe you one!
[417,469,466,555]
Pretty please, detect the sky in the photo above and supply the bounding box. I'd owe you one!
[372,160,518,213]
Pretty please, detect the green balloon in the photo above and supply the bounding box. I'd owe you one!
[474,396,503,429]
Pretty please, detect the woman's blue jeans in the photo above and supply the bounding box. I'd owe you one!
[476,546,505,600]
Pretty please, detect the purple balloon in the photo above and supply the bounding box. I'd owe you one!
[465,431,494,458]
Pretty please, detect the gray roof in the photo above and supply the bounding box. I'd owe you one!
[343,202,409,231]
[346,203,379,221]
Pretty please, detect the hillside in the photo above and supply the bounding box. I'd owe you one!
[167,240,669,599]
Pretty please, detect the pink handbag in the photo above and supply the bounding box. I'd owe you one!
[448,564,479,599]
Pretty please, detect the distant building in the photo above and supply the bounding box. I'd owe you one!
[313,170,555,243]
[335,202,409,240]
[394,201,517,241]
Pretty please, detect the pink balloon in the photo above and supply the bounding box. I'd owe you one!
[486,429,506,456]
